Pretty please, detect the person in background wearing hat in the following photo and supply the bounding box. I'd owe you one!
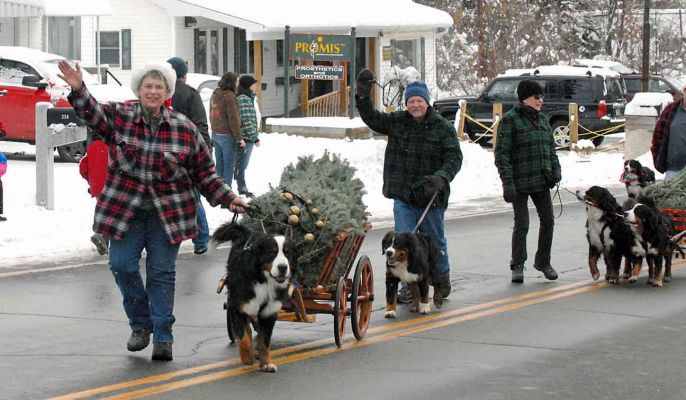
[209,72,242,188]
[355,69,462,308]
[167,57,211,255]
[494,80,561,284]
[57,60,250,362]
[235,75,260,197]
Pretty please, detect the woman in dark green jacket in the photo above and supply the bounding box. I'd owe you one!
[494,80,561,284]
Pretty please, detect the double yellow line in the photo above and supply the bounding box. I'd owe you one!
[51,261,685,400]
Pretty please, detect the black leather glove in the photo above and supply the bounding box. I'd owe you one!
[552,168,561,184]
[422,175,447,200]
[503,183,517,203]
[355,69,375,98]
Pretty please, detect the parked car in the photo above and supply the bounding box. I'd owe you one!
[622,74,684,102]
[0,46,135,162]
[433,65,627,148]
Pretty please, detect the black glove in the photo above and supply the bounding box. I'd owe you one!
[503,183,517,203]
[422,175,447,200]
[544,168,561,189]
[552,168,561,184]
[355,69,375,98]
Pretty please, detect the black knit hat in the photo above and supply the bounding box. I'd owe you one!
[239,75,257,90]
[517,80,543,102]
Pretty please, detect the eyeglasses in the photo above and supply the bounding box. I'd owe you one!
[533,94,544,100]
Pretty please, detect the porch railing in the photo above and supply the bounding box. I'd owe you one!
[306,88,345,117]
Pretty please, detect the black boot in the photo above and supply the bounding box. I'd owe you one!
[511,265,524,283]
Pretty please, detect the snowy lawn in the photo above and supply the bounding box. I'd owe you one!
[0,133,658,269]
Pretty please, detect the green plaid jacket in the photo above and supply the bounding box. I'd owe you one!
[237,93,259,142]
[356,96,462,208]
[494,104,561,193]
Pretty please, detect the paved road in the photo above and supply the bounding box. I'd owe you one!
[2,187,686,400]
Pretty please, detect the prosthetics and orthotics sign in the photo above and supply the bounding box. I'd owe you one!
[295,65,344,80]
[289,34,352,61]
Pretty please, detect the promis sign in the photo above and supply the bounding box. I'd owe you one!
[289,34,352,61]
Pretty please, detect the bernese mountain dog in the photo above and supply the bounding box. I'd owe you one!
[578,186,636,284]
[624,198,685,287]
[211,222,294,372]
[381,231,439,318]
[621,159,656,199]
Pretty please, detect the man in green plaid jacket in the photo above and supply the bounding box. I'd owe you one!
[355,69,462,308]
[494,80,561,284]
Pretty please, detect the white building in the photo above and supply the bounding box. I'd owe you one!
[0,0,452,117]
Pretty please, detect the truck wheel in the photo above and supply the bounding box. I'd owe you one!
[592,136,604,147]
[57,141,86,163]
[550,120,571,148]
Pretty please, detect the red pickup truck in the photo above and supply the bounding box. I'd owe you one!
[0,46,136,162]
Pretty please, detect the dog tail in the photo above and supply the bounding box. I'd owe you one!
[211,222,249,246]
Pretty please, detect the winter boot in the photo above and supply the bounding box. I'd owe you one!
[511,265,524,283]
[151,342,173,361]
[127,328,152,352]
[434,274,452,299]
[535,264,558,281]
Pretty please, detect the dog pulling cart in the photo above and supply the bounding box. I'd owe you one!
[220,224,375,349]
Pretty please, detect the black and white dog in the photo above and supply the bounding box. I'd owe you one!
[624,198,685,287]
[579,186,636,284]
[212,222,294,372]
[621,159,656,199]
[381,231,439,318]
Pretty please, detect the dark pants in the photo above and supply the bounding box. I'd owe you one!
[510,190,554,269]
[0,178,3,214]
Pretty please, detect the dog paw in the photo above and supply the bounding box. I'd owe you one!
[409,305,419,313]
[384,310,397,318]
[419,302,430,314]
[621,273,630,280]
[664,275,672,283]
[608,278,619,284]
[652,280,663,288]
[591,272,600,281]
[628,276,638,283]
[260,363,278,373]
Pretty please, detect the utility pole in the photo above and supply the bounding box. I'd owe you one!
[642,0,651,92]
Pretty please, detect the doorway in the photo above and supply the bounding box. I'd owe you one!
[194,28,223,76]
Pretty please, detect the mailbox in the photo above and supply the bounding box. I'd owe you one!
[46,107,83,126]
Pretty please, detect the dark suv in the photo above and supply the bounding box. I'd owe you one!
[433,66,627,147]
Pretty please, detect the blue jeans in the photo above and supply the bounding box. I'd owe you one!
[109,209,180,343]
[665,170,682,180]
[192,190,209,250]
[235,142,254,193]
[212,133,238,187]
[393,199,450,276]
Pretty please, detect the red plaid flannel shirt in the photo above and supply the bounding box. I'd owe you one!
[651,99,681,173]
[69,86,236,244]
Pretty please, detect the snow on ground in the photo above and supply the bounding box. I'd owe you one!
[0,133,659,269]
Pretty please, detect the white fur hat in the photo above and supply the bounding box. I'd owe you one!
[129,61,177,100]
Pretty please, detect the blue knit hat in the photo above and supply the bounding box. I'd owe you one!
[404,81,431,105]
[166,57,188,79]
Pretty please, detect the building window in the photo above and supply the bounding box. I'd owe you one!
[47,17,80,60]
[99,31,120,67]
[121,29,131,70]
[276,39,283,67]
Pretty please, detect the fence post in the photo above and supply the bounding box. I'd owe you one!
[456,99,467,139]
[568,102,579,145]
[492,102,503,148]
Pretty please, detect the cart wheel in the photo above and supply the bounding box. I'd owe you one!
[225,293,235,344]
[333,276,347,348]
[351,255,374,340]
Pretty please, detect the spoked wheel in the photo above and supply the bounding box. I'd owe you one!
[551,120,571,148]
[351,255,374,340]
[225,293,235,344]
[333,276,347,348]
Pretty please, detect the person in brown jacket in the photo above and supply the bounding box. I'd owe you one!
[210,72,243,185]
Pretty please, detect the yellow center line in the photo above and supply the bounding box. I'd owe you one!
[48,279,593,400]
[51,259,686,400]
[103,282,608,400]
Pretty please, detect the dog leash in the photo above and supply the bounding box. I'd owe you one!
[412,192,438,233]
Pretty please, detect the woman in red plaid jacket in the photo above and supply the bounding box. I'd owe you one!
[58,60,250,362]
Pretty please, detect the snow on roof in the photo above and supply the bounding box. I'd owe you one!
[529,65,621,78]
[573,58,633,74]
[42,0,111,16]
[153,0,452,36]
[625,92,673,116]
[0,45,64,62]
